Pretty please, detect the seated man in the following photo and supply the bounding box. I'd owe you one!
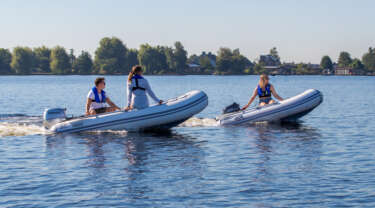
[85,77,120,115]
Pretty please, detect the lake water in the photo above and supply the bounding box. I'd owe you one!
[0,75,374,207]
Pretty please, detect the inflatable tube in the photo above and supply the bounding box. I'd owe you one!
[218,89,323,126]
[48,90,208,133]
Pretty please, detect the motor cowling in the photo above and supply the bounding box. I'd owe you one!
[222,102,240,114]
[43,108,67,129]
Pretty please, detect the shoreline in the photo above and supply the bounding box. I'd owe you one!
[1,74,374,76]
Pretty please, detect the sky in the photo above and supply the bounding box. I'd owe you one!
[1,0,374,63]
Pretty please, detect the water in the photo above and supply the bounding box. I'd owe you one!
[0,75,374,207]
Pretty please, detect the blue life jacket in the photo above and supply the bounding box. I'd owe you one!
[131,75,146,91]
[92,87,106,103]
[257,84,271,98]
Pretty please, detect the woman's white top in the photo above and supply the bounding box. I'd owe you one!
[127,77,160,110]
[87,90,108,110]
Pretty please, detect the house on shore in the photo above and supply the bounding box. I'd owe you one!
[334,67,366,75]
[322,68,333,75]
[187,63,201,73]
[259,55,280,66]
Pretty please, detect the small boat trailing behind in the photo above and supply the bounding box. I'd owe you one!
[44,90,208,133]
[217,89,323,126]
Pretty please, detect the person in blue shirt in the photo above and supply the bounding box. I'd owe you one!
[242,74,283,110]
[85,77,120,115]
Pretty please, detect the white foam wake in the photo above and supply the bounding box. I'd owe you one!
[0,122,47,137]
[179,117,218,127]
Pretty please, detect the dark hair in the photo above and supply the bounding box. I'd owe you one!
[128,65,143,82]
[95,77,105,86]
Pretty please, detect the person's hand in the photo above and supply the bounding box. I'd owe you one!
[241,105,248,111]
[159,100,164,105]
[85,111,89,116]
[124,106,132,111]
[115,107,121,111]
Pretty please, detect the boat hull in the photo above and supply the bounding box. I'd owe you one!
[50,90,208,133]
[218,89,323,126]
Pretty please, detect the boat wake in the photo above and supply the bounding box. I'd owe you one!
[179,117,218,127]
[0,122,47,137]
[0,114,218,137]
[0,114,47,137]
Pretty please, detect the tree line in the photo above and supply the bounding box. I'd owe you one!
[0,37,193,75]
[1,36,375,75]
[320,49,375,73]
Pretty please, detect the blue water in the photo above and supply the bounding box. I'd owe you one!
[0,75,374,207]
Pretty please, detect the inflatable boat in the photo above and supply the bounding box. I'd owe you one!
[44,90,208,133]
[217,89,323,126]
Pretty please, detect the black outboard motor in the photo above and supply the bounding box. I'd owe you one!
[43,108,67,129]
[222,102,240,114]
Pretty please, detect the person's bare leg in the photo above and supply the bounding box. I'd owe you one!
[106,107,116,113]
[89,109,96,115]
[259,102,266,107]
[269,100,275,104]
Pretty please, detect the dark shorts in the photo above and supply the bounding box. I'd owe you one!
[94,107,108,114]
[259,97,273,104]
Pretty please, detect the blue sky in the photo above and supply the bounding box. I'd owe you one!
[1,0,374,63]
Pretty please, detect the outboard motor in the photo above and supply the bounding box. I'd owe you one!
[222,102,240,114]
[43,108,67,129]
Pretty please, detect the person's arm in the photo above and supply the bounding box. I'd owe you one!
[85,98,92,115]
[106,97,120,110]
[144,79,163,104]
[242,87,258,110]
[270,85,283,101]
[126,82,133,109]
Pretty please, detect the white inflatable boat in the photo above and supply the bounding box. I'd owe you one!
[217,89,323,126]
[44,90,208,133]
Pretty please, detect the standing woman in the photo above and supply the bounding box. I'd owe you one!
[125,65,163,111]
[241,74,283,110]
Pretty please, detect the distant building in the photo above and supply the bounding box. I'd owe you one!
[322,68,333,75]
[209,58,216,68]
[307,64,321,69]
[265,65,292,75]
[259,55,280,66]
[334,67,354,75]
[187,63,201,73]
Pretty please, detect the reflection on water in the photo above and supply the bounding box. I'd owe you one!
[44,130,207,205]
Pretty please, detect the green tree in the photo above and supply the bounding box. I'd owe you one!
[69,49,76,69]
[199,56,213,70]
[216,47,233,73]
[50,46,71,74]
[94,37,127,74]
[362,47,375,72]
[173,41,187,73]
[33,46,51,73]
[216,47,251,74]
[163,46,176,72]
[270,47,281,64]
[320,55,333,70]
[187,54,199,65]
[11,47,34,74]
[232,51,251,74]
[253,63,265,74]
[350,58,363,69]
[338,51,352,67]
[154,46,168,74]
[125,49,139,71]
[138,44,168,74]
[73,51,93,74]
[0,48,12,74]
